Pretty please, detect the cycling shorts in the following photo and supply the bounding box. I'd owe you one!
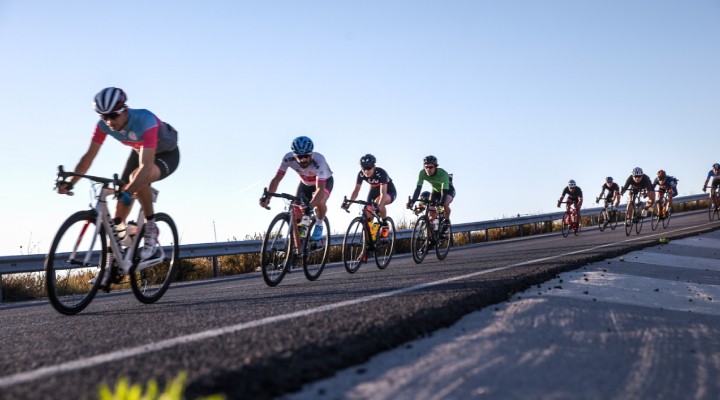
[296,176,334,203]
[121,147,180,183]
[367,186,397,204]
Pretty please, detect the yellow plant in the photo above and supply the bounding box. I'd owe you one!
[98,371,224,400]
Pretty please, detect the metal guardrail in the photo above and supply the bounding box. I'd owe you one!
[0,193,708,278]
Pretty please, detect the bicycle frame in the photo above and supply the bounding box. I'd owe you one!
[559,201,579,237]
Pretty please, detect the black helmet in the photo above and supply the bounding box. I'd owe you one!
[606,176,613,183]
[714,163,720,170]
[360,154,376,169]
[420,191,431,200]
[423,155,438,165]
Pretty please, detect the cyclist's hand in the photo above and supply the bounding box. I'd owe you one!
[406,201,413,210]
[703,186,707,193]
[595,197,599,204]
[118,191,132,206]
[557,201,561,208]
[56,181,73,195]
[259,197,270,208]
[340,202,350,211]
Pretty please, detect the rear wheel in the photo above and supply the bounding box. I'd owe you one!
[342,218,366,274]
[374,217,396,270]
[411,216,430,264]
[45,210,105,315]
[435,220,452,260]
[260,212,292,287]
[130,213,179,304]
[303,218,330,281]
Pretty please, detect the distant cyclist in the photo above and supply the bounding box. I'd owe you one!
[620,167,655,225]
[557,180,583,232]
[342,154,397,236]
[702,163,720,199]
[56,87,180,289]
[406,155,455,229]
[596,176,620,210]
[652,170,678,218]
[259,136,333,241]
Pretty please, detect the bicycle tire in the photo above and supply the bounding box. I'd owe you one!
[609,209,618,230]
[374,217,396,270]
[650,207,660,231]
[435,220,452,260]
[342,217,366,274]
[598,211,607,232]
[709,199,717,221]
[45,210,106,315]
[130,212,179,304]
[303,217,330,281]
[411,216,430,264]
[561,213,571,238]
[625,211,633,236]
[635,209,644,235]
[663,205,672,228]
[261,212,293,287]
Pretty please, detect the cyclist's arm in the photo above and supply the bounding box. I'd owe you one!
[267,172,284,194]
[407,185,422,208]
[348,182,362,201]
[70,141,102,186]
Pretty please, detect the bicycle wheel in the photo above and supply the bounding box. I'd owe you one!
[130,212,179,304]
[411,217,430,264]
[662,205,672,228]
[303,218,330,281]
[435,220,452,260]
[561,213,571,238]
[650,207,660,231]
[598,211,607,232]
[45,210,106,315]
[260,212,292,287]
[625,211,633,236]
[609,209,618,230]
[374,217,396,270]
[342,217,366,274]
[635,211,644,235]
[710,199,717,221]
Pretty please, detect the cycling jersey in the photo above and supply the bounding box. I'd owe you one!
[92,109,178,153]
[411,167,455,202]
[356,167,397,201]
[621,174,653,193]
[706,169,720,188]
[653,176,678,197]
[599,182,620,200]
[277,151,333,186]
[560,186,583,204]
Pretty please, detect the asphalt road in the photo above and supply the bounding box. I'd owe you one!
[0,211,718,400]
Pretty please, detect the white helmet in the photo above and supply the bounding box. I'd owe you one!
[632,167,643,176]
[93,87,127,114]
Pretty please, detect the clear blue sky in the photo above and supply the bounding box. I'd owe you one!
[1,1,718,256]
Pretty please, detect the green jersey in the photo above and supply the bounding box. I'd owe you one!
[417,167,452,193]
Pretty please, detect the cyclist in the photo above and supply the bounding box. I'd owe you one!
[557,180,583,233]
[259,136,333,241]
[652,170,678,219]
[620,167,655,225]
[702,163,720,200]
[406,155,455,230]
[342,154,397,237]
[596,176,620,212]
[56,87,180,288]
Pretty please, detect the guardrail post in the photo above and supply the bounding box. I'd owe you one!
[213,256,219,277]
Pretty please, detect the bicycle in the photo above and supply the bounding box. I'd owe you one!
[595,197,618,232]
[559,201,580,237]
[706,186,720,221]
[46,166,179,315]
[408,196,452,264]
[340,197,396,273]
[259,188,330,287]
[651,191,672,230]
[624,189,647,236]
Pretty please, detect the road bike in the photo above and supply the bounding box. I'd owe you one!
[624,189,648,236]
[46,166,179,315]
[706,186,720,221]
[408,196,452,264]
[340,197,396,273]
[651,191,672,230]
[259,189,330,287]
[595,197,618,232]
[559,201,580,237]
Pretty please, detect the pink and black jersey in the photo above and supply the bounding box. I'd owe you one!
[92,108,177,153]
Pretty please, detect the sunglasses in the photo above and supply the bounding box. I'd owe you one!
[294,153,311,160]
[99,107,126,120]
[362,166,374,171]
[633,175,642,178]
[424,165,435,170]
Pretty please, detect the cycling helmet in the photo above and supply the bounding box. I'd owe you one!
[713,163,720,170]
[606,176,613,183]
[291,136,314,155]
[360,154,376,169]
[423,155,438,165]
[420,191,431,201]
[657,170,666,179]
[567,179,576,188]
[632,167,643,177]
[93,87,127,114]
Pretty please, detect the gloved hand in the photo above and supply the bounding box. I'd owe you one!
[118,191,132,206]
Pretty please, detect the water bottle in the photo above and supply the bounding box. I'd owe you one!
[370,223,379,240]
[299,215,311,238]
[433,219,440,231]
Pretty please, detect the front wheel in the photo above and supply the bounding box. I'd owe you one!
[561,213,571,238]
[625,211,633,236]
[303,217,330,281]
[435,220,452,260]
[609,209,618,230]
[662,205,672,228]
[709,198,717,221]
[260,212,292,287]
[374,217,396,270]
[342,217,366,274]
[130,213,179,304]
[650,207,660,231]
[598,211,607,232]
[635,209,644,235]
[411,217,430,264]
[45,210,105,315]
